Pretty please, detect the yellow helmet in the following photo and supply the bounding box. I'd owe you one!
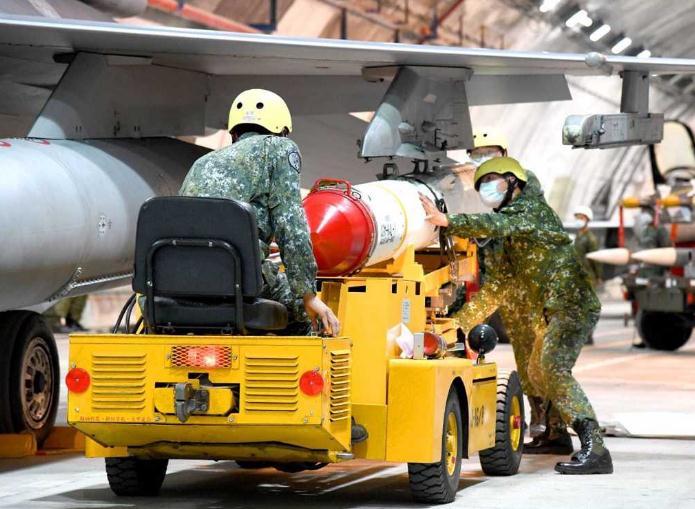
[472,127,509,151]
[227,89,292,134]
[474,157,527,190]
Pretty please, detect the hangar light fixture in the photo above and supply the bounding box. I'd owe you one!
[637,49,652,58]
[611,36,632,54]
[539,0,563,13]
[589,23,611,41]
[565,9,593,28]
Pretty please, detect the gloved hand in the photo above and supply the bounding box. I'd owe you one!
[303,294,340,336]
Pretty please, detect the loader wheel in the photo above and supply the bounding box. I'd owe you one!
[105,457,168,496]
[408,388,462,504]
[636,310,692,351]
[479,371,524,476]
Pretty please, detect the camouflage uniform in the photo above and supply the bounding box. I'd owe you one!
[449,171,602,439]
[574,229,601,287]
[179,132,316,332]
[634,221,672,279]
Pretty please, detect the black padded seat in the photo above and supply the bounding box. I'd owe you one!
[150,296,287,332]
[133,196,288,334]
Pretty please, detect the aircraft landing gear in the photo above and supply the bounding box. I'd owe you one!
[0,311,60,445]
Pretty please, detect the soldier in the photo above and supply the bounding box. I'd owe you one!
[179,88,339,337]
[573,206,602,287]
[420,157,613,474]
[454,128,563,449]
[573,205,601,345]
[631,205,672,348]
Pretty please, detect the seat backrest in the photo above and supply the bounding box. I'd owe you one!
[133,196,263,299]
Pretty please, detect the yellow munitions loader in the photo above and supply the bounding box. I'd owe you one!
[66,196,523,504]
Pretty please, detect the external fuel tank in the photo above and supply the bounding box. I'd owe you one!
[0,138,208,311]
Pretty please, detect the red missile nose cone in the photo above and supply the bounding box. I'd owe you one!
[303,186,375,277]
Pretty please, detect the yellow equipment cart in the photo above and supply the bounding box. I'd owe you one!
[66,196,523,504]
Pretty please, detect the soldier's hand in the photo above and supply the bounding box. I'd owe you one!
[303,294,340,336]
[419,193,449,227]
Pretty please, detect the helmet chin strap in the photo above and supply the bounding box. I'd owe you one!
[493,175,517,212]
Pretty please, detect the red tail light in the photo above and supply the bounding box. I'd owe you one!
[171,346,231,369]
[423,332,447,358]
[299,370,324,396]
[65,367,90,393]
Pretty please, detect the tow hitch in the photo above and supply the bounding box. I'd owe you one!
[174,382,209,423]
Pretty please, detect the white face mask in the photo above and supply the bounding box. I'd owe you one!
[479,181,506,208]
[470,153,494,166]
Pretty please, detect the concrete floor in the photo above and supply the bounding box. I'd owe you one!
[2,317,695,508]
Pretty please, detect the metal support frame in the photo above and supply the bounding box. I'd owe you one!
[360,66,473,161]
[621,70,650,114]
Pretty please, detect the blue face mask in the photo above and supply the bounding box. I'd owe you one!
[479,181,506,208]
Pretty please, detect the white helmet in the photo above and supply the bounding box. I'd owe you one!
[573,205,594,222]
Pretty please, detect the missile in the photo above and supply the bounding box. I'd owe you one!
[0,138,207,311]
[303,168,484,276]
[631,248,693,267]
[586,248,631,266]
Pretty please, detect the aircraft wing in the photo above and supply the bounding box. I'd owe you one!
[3,14,695,141]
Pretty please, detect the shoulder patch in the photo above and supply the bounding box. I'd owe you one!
[288,150,301,173]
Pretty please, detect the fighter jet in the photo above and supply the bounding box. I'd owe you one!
[2,6,695,441]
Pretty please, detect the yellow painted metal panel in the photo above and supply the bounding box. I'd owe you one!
[69,335,351,457]
[351,404,387,460]
[321,277,426,407]
[84,437,127,458]
[385,358,476,463]
[468,363,498,453]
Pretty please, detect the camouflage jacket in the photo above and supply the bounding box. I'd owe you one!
[179,132,318,297]
[574,229,601,285]
[447,171,600,321]
[634,223,672,278]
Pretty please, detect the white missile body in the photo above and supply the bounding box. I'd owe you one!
[586,248,631,266]
[631,248,693,267]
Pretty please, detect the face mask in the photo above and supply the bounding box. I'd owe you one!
[470,154,494,166]
[479,181,506,208]
[571,219,588,230]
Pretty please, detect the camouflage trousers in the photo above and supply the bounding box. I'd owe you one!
[260,259,312,335]
[499,304,600,440]
[43,295,88,325]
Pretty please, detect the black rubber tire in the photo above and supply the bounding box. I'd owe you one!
[479,371,524,476]
[636,310,692,351]
[105,457,169,496]
[3,312,59,445]
[0,311,30,433]
[408,388,462,504]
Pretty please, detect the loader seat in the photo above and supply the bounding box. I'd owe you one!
[133,196,288,334]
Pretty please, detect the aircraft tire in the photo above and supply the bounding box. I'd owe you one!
[5,311,60,445]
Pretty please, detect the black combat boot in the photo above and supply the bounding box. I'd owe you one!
[524,427,574,455]
[555,419,613,474]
